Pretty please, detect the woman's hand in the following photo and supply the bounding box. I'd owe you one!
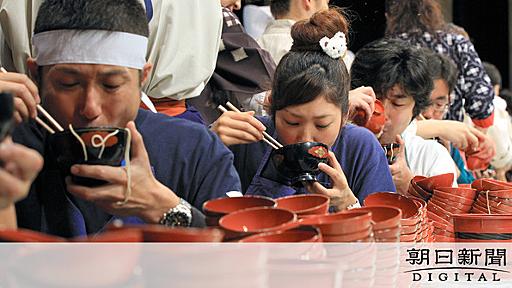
[304,151,358,212]
[210,111,267,146]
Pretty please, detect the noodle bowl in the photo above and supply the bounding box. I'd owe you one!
[47,127,131,188]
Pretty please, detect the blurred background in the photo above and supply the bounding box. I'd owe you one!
[238,0,511,89]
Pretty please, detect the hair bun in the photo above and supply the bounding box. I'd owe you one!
[290,8,349,53]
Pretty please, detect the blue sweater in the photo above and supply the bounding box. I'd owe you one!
[230,117,396,202]
[13,109,241,237]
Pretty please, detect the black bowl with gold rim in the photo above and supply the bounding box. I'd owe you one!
[271,142,329,186]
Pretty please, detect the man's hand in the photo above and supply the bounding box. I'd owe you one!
[66,121,180,223]
[389,135,414,195]
[0,72,40,123]
[348,86,376,124]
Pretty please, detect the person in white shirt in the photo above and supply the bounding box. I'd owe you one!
[351,38,458,194]
[243,4,273,40]
[483,62,512,180]
[258,0,329,64]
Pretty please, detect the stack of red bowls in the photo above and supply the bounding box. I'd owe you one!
[410,198,434,242]
[364,192,422,243]
[471,178,512,193]
[407,173,454,201]
[106,224,225,242]
[275,194,330,218]
[352,206,402,242]
[407,175,430,200]
[428,187,476,242]
[0,229,66,242]
[300,210,373,242]
[453,214,512,242]
[238,226,322,243]
[471,179,512,214]
[202,196,276,227]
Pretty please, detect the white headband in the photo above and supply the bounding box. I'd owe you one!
[32,30,148,69]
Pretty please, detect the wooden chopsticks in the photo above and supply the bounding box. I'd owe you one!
[217,101,284,150]
[1,67,64,134]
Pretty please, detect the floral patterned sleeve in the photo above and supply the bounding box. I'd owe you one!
[452,35,495,127]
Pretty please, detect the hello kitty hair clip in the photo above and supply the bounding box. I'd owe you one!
[319,31,347,59]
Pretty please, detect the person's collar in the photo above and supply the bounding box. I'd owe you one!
[401,119,418,141]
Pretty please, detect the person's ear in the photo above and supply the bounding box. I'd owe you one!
[27,57,39,84]
[141,62,153,86]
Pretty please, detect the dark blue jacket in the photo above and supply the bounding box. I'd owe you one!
[13,109,241,237]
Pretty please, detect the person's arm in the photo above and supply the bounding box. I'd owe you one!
[455,37,495,128]
[143,0,222,100]
[416,119,481,151]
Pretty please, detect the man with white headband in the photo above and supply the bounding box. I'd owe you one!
[8,0,241,237]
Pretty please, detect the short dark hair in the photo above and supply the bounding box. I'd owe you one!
[270,0,291,18]
[350,38,433,118]
[271,8,350,117]
[482,62,502,88]
[423,49,458,93]
[34,0,149,37]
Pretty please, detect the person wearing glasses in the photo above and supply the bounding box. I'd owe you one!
[415,51,481,184]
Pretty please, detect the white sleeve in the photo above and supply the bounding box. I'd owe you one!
[142,0,222,100]
[0,0,42,73]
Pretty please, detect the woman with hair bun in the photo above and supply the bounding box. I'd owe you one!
[211,8,396,211]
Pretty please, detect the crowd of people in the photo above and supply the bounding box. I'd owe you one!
[0,0,507,238]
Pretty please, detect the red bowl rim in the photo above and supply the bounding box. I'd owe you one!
[218,207,297,234]
[275,194,330,215]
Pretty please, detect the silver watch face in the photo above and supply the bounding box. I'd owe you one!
[161,202,192,227]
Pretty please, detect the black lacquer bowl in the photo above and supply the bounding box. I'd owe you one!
[271,142,329,186]
[47,127,129,187]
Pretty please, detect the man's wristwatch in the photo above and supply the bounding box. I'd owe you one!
[159,198,192,227]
